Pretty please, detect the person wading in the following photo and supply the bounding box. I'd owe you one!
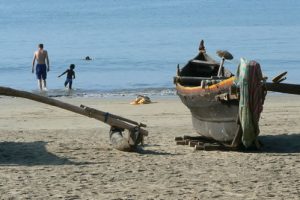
[32,43,50,91]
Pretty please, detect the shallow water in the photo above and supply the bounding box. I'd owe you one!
[0,0,300,96]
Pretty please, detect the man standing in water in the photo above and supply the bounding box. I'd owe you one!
[32,44,50,91]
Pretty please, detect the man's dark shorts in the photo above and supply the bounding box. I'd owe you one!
[36,64,47,80]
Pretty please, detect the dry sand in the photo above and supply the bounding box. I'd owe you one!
[0,94,300,199]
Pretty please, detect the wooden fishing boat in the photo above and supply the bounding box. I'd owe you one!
[174,41,239,143]
[174,41,300,148]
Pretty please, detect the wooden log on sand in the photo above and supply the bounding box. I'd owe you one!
[0,86,148,152]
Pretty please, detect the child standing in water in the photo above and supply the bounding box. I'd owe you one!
[58,64,76,89]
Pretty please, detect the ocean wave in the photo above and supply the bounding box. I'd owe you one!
[38,87,176,98]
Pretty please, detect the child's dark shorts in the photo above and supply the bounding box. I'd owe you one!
[65,78,73,86]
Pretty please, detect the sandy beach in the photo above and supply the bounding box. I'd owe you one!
[0,94,300,199]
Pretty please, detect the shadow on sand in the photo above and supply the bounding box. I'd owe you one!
[0,141,90,166]
[258,133,300,153]
[136,149,178,155]
[135,146,179,156]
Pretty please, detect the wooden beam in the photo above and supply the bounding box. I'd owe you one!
[0,86,148,151]
[265,82,300,95]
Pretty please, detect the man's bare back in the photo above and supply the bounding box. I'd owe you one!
[34,49,48,64]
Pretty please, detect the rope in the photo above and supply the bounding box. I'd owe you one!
[104,112,109,122]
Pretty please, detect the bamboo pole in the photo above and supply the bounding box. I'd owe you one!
[80,105,147,128]
[0,86,148,151]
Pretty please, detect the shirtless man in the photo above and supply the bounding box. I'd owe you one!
[32,44,50,91]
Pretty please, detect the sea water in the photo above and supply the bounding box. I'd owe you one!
[0,0,300,97]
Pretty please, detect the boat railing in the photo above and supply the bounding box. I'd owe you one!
[174,75,228,82]
[174,76,231,88]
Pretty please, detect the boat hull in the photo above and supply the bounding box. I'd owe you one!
[176,78,239,142]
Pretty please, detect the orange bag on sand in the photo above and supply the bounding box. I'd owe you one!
[130,95,151,105]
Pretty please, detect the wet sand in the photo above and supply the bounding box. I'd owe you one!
[0,94,300,199]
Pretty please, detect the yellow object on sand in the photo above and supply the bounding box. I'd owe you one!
[130,95,151,105]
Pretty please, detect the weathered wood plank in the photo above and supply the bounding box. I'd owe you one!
[0,86,148,151]
[265,82,300,95]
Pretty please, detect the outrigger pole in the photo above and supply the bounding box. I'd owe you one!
[0,86,148,152]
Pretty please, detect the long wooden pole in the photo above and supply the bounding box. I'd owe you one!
[80,104,147,128]
[174,76,300,95]
[265,82,300,95]
[0,86,148,151]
